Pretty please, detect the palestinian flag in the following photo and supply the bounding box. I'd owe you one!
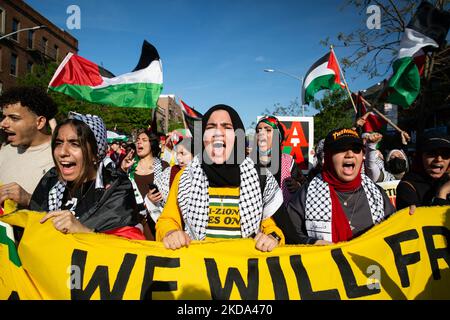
[387,1,450,108]
[302,50,343,104]
[354,92,386,133]
[48,40,163,109]
[179,99,202,137]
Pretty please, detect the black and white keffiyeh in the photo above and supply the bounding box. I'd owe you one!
[48,112,108,211]
[177,155,283,240]
[305,173,385,241]
[68,112,108,161]
[130,157,165,220]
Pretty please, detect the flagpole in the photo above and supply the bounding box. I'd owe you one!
[330,45,358,114]
[359,95,406,134]
[178,97,191,137]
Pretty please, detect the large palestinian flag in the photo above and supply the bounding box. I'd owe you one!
[387,1,450,108]
[48,40,163,109]
[302,50,343,104]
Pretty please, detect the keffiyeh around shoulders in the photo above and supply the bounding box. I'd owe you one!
[177,155,283,240]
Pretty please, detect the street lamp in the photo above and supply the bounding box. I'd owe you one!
[0,25,46,41]
[264,68,305,117]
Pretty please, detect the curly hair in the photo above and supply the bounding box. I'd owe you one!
[0,86,57,120]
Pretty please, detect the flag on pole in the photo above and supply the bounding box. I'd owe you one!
[48,40,163,109]
[179,99,202,137]
[302,50,344,104]
[354,93,386,133]
[387,1,450,108]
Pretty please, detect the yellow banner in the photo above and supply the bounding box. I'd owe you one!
[0,206,449,300]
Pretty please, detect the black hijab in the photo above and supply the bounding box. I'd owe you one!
[201,104,245,187]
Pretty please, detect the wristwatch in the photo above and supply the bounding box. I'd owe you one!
[269,232,281,242]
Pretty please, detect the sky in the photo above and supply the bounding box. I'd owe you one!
[25,0,388,129]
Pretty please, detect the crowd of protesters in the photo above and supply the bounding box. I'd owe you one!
[1,86,450,250]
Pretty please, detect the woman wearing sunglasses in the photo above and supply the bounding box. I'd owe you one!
[280,128,395,245]
[396,132,450,213]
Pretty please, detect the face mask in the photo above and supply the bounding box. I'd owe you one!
[387,157,407,174]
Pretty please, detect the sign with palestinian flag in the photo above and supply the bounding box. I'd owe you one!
[302,50,343,104]
[48,40,163,109]
[387,1,450,108]
[256,116,314,172]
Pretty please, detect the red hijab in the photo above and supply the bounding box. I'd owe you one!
[321,152,362,243]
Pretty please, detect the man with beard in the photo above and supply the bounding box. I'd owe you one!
[0,87,57,208]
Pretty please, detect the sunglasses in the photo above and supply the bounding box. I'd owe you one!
[424,149,450,159]
[335,145,363,154]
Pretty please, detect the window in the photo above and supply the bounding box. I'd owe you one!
[27,61,33,73]
[41,37,48,53]
[10,53,17,76]
[28,30,34,48]
[0,8,5,35]
[54,44,59,60]
[12,19,19,41]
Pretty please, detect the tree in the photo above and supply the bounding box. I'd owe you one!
[321,0,418,80]
[17,63,154,135]
[313,90,354,143]
[322,0,450,133]
[248,98,306,130]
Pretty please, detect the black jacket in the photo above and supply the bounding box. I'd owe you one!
[29,167,141,232]
[276,180,395,244]
[396,171,450,210]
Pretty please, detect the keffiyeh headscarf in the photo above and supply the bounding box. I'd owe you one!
[48,112,108,211]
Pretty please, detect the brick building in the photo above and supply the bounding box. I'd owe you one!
[156,94,185,133]
[0,0,78,93]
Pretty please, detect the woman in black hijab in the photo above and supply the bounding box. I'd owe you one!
[156,104,284,252]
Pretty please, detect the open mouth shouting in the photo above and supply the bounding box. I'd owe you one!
[3,130,17,143]
[212,140,226,157]
[342,160,356,176]
[58,160,79,179]
[427,162,447,178]
[258,138,268,149]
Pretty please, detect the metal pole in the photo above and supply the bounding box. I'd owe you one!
[0,25,46,41]
[330,45,358,114]
[300,79,304,117]
[264,68,304,116]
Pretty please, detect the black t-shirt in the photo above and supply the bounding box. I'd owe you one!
[60,180,97,220]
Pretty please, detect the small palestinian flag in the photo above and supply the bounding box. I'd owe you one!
[179,99,202,137]
[387,1,450,108]
[48,40,163,109]
[302,50,343,104]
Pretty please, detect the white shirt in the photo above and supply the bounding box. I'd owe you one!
[0,142,54,194]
